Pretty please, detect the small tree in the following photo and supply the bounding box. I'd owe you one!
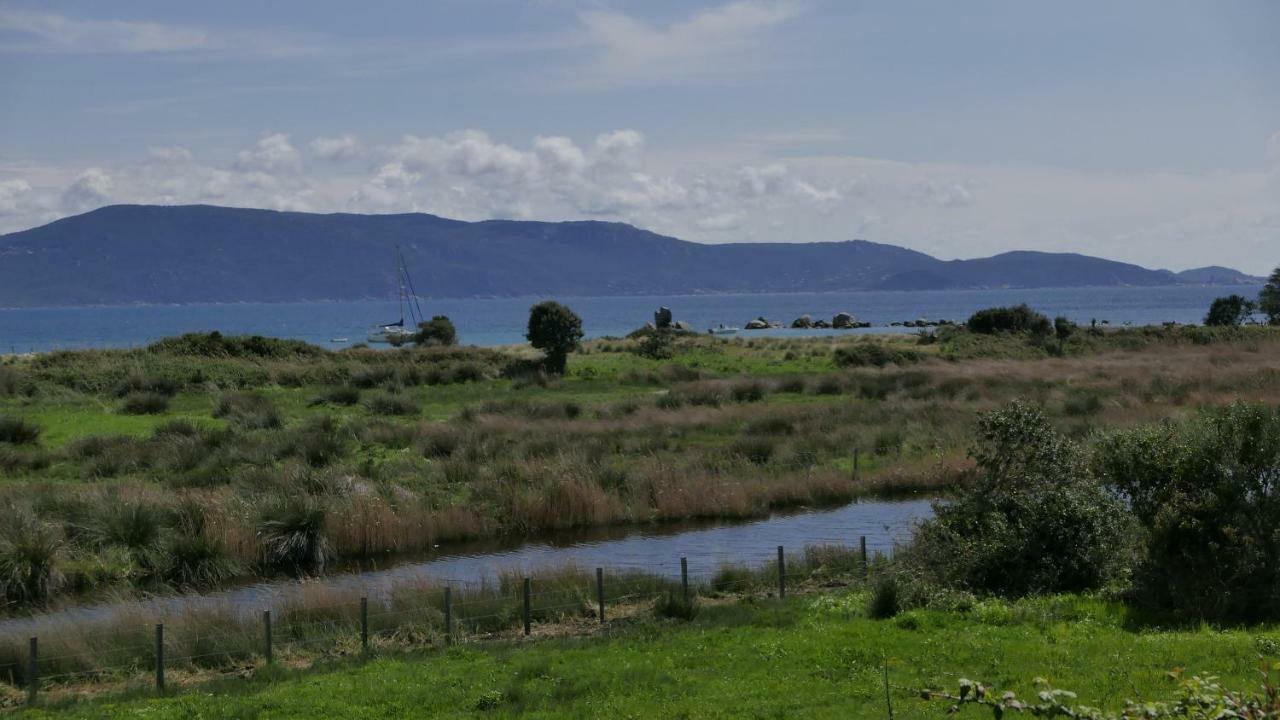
[1260,266,1280,325]
[1204,294,1256,327]
[526,301,583,375]
[1053,316,1076,354]
[414,315,457,347]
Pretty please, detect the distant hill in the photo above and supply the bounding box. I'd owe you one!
[0,204,1258,307]
[1173,266,1265,285]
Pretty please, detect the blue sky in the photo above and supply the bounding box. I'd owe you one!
[2,1,1278,272]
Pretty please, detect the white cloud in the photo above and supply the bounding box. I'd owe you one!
[235,133,301,173]
[575,1,802,87]
[533,136,588,175]
[0,9,210,53]
[61,168,113,212]
[738,163,788,196]
[309,135,362,162]
[1269,130,1280,164]
[0,179,34,215]
[147,146,193,164]
[594,130,645,169]
[696,212,743,231]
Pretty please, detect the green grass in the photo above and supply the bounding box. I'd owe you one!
[22,593,1278,719]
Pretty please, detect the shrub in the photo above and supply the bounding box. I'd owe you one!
[867,574,901,619]
[0,366,21,396]
[0,416,40,445]
[147,331,322,359]
[632,329,676,360]
[526,301,584,375]
[1093,402,1280,622]
[652,590,699,620]
[258,496,331,574]
[834,344,923,368]
[731,435,776,465]
[313,385,360,406]
[120,390,170,415]
[113,372,179,398]
[1205,294,1257,327]
[901,401,1133,598]
[1261,266,1280,325]
[966,304,1052,336]
[213,392,281,429]
[414,315,458,347]
[729,380,768,403]
[0,509,63,605]
[363,392,417,415]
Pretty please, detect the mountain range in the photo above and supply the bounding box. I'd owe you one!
[0,204,1263,308]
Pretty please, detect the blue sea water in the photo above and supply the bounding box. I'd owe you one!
[0,285,1261,354]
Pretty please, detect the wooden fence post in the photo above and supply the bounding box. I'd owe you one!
[26,637,36,706]
[777,546,786,599]
[523,578,532,636]
[860,536,868,579]
[263,610,273,664]
[154,623,165,693]
[853,448,860,479]
[360,597,369,653]
[444,587,453,644]
[680,557,689,600]
[595,568,605,623]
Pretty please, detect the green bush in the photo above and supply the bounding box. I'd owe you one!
[0,509,63,604]
[901,401,1133,598]
[147,331,323,359]
[833,344,923,368]
[0,416,40,445]
[213,392,282,429]
[966,304,1052,336]
[652,590,699,620]
[867,574,901,619]
[526,301,583,375]
[1204,294,1256,327]
[1093,402,1280,622]
[365,391,418,416]
[414,315,458,347]
[258,496,331,574]
[120,390,170,415]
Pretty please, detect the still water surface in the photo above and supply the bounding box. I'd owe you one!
[0,285,1257,353]
[0,498,933,636]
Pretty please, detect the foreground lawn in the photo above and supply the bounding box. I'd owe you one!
[26,593,1278,719]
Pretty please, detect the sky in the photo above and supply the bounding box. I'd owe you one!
[1,0,1278,273]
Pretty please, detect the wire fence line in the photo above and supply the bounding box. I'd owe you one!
[4,537,889,707]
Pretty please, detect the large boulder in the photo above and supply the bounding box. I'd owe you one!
[791,314,813,329]
[813,318,831,328]
[654,306,673,329]
[832,312,858,329]
[673,320,693,331]
[744,317,770,330]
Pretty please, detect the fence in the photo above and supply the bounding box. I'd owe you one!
[3,537,886,707]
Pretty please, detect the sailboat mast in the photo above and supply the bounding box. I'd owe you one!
[396,246,405,325]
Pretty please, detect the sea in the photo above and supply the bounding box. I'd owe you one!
[0,285,1262,354]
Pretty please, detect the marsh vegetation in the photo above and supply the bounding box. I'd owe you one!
[1,323,1279,612]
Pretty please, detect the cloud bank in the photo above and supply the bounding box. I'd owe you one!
[0,127,1277,274]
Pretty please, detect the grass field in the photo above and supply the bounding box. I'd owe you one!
[14,590,1278,718]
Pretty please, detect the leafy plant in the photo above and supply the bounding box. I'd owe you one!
[901,401,1133,597]
[1093,402,1280,621]
[526,301,584,375]
[1205,294,1257,327]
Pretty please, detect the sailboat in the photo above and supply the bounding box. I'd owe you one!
[368,247,425,344]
